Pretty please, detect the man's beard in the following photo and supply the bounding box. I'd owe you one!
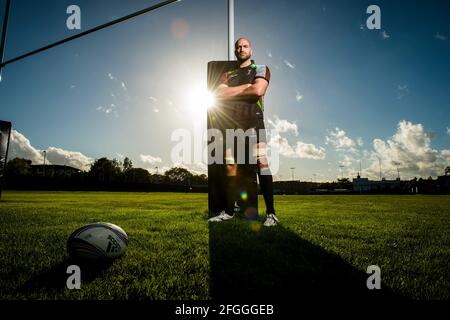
[237,52,251,62]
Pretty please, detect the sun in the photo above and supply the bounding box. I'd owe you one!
[185,85,215,123]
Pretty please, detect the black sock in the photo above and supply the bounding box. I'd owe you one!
[226,175,238,215]
[218,166,227,212]
[258,167,275,215]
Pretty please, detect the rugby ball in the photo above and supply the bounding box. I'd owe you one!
[67,222,128,261]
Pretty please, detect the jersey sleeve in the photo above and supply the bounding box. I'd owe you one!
[254,65,271,83]
[219,71,228,85]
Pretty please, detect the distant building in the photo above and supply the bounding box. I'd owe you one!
[352,174,401,192]
[437,169,450,194]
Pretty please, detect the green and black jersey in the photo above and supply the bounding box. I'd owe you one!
[219,60,271,122]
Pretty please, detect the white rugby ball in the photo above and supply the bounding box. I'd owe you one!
[67,222,128,260]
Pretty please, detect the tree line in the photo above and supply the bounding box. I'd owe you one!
[3,157,208,191]
[3,157,449,194]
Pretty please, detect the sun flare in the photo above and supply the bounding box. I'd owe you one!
[186,85,215,123]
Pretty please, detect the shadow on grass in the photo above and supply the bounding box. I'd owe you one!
[18,257,114,293]
[209,219,404,301]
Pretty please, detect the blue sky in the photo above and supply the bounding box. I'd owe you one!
[1,0,449,181]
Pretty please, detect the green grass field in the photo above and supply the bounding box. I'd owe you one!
[0,191,449,300]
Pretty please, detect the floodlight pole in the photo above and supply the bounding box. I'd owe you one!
[0,0,11,81]
[339,165,344,179]
[359,159,362,177]
[393,161,401,180]
[378,157,382,181]
[228,0,234,61]
[42,150,47,177]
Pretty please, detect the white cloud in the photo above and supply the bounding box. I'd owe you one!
[99,73,131,117]
[381,30,390,39]
[325,127,356,152]
[139,154,162,165]
[339,154,354,168]
[46,147,92,171]
[365,120,450,179]
[295,141,326,160]
[283,59,296,69]
[146,165,170,175]
[295,91,303,102]
[97,105,118,117]
[266,117,325,160]
[267,115,298,136]
[435,32,447,41]
[442,150,450,162]
[8,130,92,171]
[268,133,325,160]
[270,135,295,158]
[356,137,364,146]
[176,162,207,175]
[148,96,160,113]
[447,127,450,136]
[397,84,409,99]
[8,130,43,164]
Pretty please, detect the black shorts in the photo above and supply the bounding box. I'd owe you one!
[222,117,266,164]
[222,117,267,144]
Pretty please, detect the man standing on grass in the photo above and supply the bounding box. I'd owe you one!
[208,37,278,227]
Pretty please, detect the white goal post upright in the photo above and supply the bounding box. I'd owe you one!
[228,0,234,61]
